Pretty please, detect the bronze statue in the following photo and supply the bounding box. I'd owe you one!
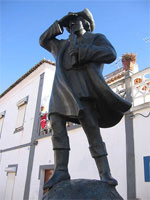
[39,8,131,190]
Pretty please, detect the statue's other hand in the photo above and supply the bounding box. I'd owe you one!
[59,14,78,28]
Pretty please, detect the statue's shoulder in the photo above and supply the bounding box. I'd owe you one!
[94,33,107,39]
[86,32,106,40]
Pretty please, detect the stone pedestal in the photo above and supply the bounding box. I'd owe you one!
[42,179,123,200]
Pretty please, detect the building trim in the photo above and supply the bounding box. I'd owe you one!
[36,124,81,140]
[0,119,81,153]
[5,164,18,176]
[124,73,136,200]
[108,78,125,89]
[0,59,55,99]
[17,96,28,107]
[14,126,24,134]
[0,142,31,153]
[0,110,6,138]
[23,73,45,200]
[131,102,150,113]
[0,111,6,118]
[36,132,52,140]
[125,114,136,200]
[38,164,54,200]
[38,164,54,179]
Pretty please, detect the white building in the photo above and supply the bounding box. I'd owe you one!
[0,58,150,200]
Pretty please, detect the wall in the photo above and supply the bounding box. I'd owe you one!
[0,64,45,149]
[40,63,55,112]
[0,62,55,199]
[62,118,127,199]
[133,107,150,200]
[101,117,127,199]
[1,62,149,200]
[29,115,127,199]
[69,127,97,180]
[0,147,29,200]
[29,137,53,200]
[28,63,55,199]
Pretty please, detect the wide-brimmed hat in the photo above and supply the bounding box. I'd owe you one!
[67,8,95,32]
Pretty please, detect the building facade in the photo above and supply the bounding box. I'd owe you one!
[0,59,150,200]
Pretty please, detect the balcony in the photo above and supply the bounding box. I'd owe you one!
[39,114,81,137]
[131,68,150,106]
[40,113,52,136]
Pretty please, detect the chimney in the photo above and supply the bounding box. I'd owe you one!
[121,52,139,73]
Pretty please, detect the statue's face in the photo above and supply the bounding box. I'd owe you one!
[69,18,84,33]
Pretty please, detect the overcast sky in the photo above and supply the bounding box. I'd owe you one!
[0,0,150,94]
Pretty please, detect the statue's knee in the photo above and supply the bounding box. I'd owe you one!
[52,135,70,150]
[89,142,107,158]
[50,117,65,132]
[81,114,98,129]
[51,120,59,131]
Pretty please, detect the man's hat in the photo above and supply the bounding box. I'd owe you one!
[68,8,95,32]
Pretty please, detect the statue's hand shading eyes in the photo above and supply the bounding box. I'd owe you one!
[59,14,78,28]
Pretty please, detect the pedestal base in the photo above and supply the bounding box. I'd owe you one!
[42,179,123,200]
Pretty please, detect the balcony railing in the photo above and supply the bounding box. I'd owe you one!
[40,113,52,136]
[39,113,80,136]
[131,68,150,106]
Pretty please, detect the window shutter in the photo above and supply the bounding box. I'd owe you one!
[0,118,4,135]
[144,156,150,182]
[0,111,5,136]
[15,96,28,131]
[15,104,27,129]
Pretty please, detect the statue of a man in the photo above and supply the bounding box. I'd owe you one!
[39,8,131,190]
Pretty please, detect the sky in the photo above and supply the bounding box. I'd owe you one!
[0,0,150,94]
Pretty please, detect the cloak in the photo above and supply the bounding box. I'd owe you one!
[40,21,131,128]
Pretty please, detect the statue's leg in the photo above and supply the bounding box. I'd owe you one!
[79,101,118,186]
[43,114,70,190]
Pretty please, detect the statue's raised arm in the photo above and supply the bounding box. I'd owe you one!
[39,8,131,193]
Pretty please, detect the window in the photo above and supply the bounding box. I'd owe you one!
[4,165,18,200]
[40,106,52,136]
[15,96,28,133]
[43,169,54,194]
[144,156,150,182]
[0,111,5,137]
[38,165,54,199]
[5,172,16,199]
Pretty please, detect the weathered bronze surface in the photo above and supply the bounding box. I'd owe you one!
[43,179,123,200]
[40,8,131,192]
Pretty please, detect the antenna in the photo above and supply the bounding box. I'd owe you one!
[143,36,150,43]
[111,57,122,69]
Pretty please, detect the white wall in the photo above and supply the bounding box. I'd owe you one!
[29,137,54,200]
[29,127,99,200]
[0,64,45,149]
[69,127,97,179]
[66,118,127,199]
[0,66,42,199]
[0,62,55,200]
[40,63,55,112]
[29,116,127,200]
[1,62,149,200]
[0,147,30,200]
[101,117,127,199]
[28,63,56,199]
[133,107,150,200]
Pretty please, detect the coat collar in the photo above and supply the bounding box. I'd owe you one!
[68,31,94,45]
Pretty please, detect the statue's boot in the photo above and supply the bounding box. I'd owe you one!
[43,150,70,190]
[95,156,118,186]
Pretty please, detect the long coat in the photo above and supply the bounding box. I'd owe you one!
[40,21,131,128]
